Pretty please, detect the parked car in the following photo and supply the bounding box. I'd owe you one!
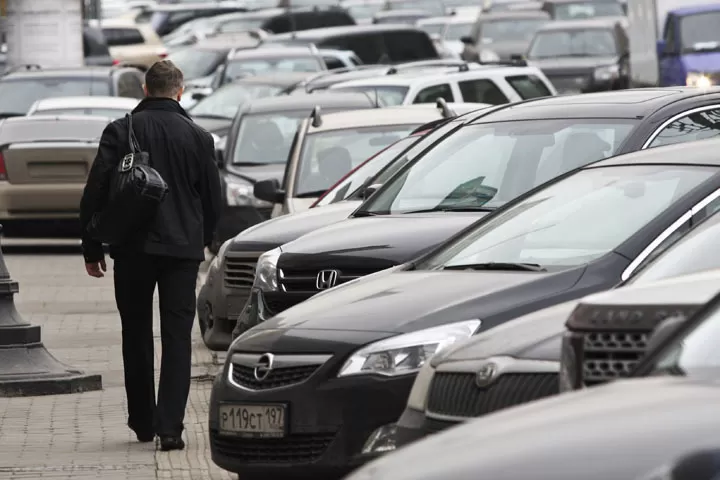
[394,204,720,451]
[0,115,112,236]
[146,3,248,36]
[100,18,168,69]
[212,92,376,251]
[526,17,629,94]
[0,66,145,117]
[468,10,550,62]
[416,14,484,59]
[260,24,439,64]
[541,0,626,20]
[384,0,445,16]
[26,96,139,118]
[484,0,542,12]
[83,25,115,66]
[209,137,720,479]
[341,0,387,23]
[330,62,557,105]
[373,9,432,24]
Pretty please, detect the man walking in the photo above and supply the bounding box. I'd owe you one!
[79,60,222,451]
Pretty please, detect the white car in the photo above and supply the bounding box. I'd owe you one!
[329,63,557,106]
[26,96,140,119]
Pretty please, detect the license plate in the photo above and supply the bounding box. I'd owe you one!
[218,403,286,437]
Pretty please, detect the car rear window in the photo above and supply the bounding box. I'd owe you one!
[506,75,552,99]
[0,78,111,115]
[102,28,145,46]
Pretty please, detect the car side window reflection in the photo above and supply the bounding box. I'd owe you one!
[649,107,720,148]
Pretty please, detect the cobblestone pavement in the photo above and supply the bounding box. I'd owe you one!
[0,247,232,479]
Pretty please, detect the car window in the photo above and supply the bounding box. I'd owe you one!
[31,107,130,118]
[117,72,144,99]
[102,28,145,46]
[679,12,720,53]
[166,47,227,80]
[362,119,638,215]
[345,3,384,21]
[295,124,417,197]
[527,28,618,58]
[648,108,720,149]
[223,57,323,83]
[231,110,308,165]
[506,75,552,99]
[323,56,346,70]
[458,79,509,104]
[554,1,624,20]
[332,85,408,106]
[0,78,111,115]
[417,164,717,270]
[323,33,385,64]
[479,19,547,44]
[315,134,420,207]
[413,84,453,104]
[190,83,281,119]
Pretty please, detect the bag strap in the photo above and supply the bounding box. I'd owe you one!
[126,113,142,153]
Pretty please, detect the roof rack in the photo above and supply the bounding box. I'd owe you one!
[288,65,386,94]
[310,106,322,127]
[386,60,470,75]
[2,64,42,76]
[436,98,456,118]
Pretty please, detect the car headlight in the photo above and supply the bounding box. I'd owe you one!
[593,64,620,82]
[405,361,436,411]
[226,177,273,208]
[479,49,500,63]
[337,319,481,377]
[687,71,712,88]
[252,247,281,292]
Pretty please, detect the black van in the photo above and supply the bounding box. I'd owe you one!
[262,7,355,33]
[261,24,439,63]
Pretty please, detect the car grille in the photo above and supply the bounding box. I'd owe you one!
[224,252,262,290]
[582,331,649,385]
[278,266,382,293]
[230,363,321,390]
[426,372,558,419]
[210,429,336,464]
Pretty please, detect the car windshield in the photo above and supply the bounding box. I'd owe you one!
[554,1,624,19]
[232,111,308,165]
[190,83,281,119]
[680,12,720,54]
[331,85,408,106]
[315,134,420,207]
[444,22,475,41]
[167,47,227,80]
[480,19,547,43]
[223,57,323,84]
[31,108,129,118]
[360,118,637,215]
[527,28,617,59]
[626,210,720,286]
[0,78,111,115]
[416,165,717,271]
[295,124,417,197]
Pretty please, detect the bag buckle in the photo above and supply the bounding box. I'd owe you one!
[120,153,134,172]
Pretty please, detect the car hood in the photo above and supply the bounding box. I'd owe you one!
[229,201,360,250]
[258,267,583,334]
[529,56,618,75]
[225,163,285,184]
[191,116,232,136]
[280,213,485,262]
[433,299,580,364]
[347,377,720,480]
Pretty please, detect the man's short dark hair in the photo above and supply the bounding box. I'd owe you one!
[145,60,184,97]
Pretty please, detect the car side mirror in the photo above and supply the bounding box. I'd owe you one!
[254,178,285,204]
[645,314,687,353]
[362,183,382,199]
[191,91,207,101]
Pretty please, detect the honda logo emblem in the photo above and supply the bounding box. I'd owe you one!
[253,353,275,381]
[316,270,339,290]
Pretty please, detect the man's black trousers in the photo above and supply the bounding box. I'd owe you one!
[113,249,200,437]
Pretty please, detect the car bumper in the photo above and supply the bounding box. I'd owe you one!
[394,406,460,449]
[208,363,416,479]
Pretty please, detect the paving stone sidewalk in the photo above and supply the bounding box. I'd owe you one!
[0,250,233,479]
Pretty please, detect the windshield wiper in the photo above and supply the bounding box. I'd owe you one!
[295,190,328,198]
[403,206,496,214]
[443,262,547,272]
[191,114,231,120]
[353,210,382,217]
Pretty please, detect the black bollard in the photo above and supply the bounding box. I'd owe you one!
[0,227,102,396]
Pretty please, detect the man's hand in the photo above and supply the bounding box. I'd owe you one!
[85,259,107,278]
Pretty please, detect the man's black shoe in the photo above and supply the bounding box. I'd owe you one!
[159,436,185,451]
[135,431,155,443]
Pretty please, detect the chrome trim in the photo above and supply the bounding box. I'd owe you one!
[691,187,720,214]
[642,104,720,149]
[621,210,692,281]
[227,352,332,392]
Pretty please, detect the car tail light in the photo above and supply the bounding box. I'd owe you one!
[0,151,8,181]
[112,59,120,65]
[158,49,168,59]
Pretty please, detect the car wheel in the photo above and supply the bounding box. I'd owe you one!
[199,303,213,338]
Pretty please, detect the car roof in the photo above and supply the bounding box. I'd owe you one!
[234,71,317,87]
[31,96,139,110]
[591,137,720,168]
[264,23,425,41]
[1,67,119,80]
[228,46,323,60]
[467,88,720,121]
[242,91,373,114]
[209,8,286,21]
[308,105,445,132]
[672,3,720,16]
[374,9,433,16]
[537,16,626,31]
[475,10,551,20]
[418,15,478,25]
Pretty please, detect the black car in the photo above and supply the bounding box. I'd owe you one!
[240,88,720,336]
[393,202,720,451]
[189,72,316,137]
[0,65,145,117]
[541,0,626,20]
[261,24,439,64]
[213,92,375,250]
[208,136,720,480]
[468,10,550,62]
[527,17,629,94]
[147,3,248,36]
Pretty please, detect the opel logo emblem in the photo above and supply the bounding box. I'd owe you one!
[475,362,498,387]
[253,353,275,381]
[316,269,339,290]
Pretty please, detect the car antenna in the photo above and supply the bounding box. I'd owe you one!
[311,105,322,127]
